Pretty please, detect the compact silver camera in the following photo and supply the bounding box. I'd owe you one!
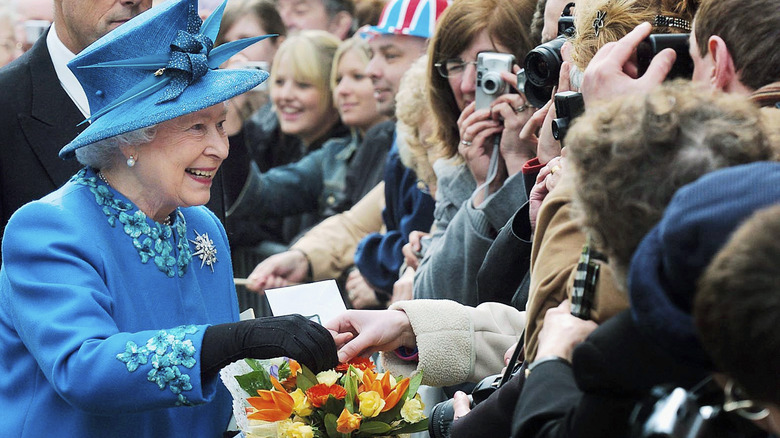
[475,52,516,110]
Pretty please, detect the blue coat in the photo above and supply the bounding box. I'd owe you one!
[0,168,238,437]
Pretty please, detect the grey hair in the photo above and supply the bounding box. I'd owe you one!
[75,125,158,170]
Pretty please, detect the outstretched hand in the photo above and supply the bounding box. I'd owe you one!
[325,309,416,363]
[245,250,309,293]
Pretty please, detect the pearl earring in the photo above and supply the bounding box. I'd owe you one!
[126,155,136,167]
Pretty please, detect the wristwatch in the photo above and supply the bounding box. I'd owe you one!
[524,355,570,378]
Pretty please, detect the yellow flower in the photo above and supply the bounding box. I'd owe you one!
[360,368,410,412]
[290,389,313,417]
[316,369,341,386]
[358,390,386,417]
[278,420,314,438]
[336,408,362,434]
[400,394,425,423]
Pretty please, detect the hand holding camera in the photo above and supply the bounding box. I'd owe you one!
[580,22,678,107]
[473,52,537,176]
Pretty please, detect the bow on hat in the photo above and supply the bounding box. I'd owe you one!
[79,0,273,125]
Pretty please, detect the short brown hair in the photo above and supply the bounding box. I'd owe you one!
[216,0,287,46]
[427,0,536,159]
[694,0,780,91]
[567,80,774,281]
[354,0,386,27]
[694,204,780,406]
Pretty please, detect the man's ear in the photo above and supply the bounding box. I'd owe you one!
[328,11,354,40]
[708,35,738,92]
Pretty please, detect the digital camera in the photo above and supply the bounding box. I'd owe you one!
[522,3,576,108]
[475,52,516,110]
[551,91,585,141]
[636,34,694,80]
[630,382,765,438]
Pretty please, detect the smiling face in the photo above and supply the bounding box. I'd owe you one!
[447,30,511,111]
[271,53,338,144]
[365,34,428,117]
[54,0,152,53]
[334,48,386,132]
[120,104,229,222]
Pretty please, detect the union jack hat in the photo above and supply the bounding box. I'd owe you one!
[365,0,451,39]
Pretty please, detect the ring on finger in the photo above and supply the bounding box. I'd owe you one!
[515,104,530,113]
[550,165,561,175]
[461,139,472,146]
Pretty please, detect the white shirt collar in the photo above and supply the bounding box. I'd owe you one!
[47,23,90,118]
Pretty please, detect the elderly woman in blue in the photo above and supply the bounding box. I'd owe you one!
[0,0,339,437]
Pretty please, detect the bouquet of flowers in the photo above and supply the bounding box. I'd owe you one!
[220,356,427,438]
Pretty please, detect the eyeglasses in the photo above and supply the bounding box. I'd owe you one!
[722,379,770,421]
[434,59,478,78]
[0,39,23,52]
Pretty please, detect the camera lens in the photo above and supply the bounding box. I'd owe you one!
[480,72,504,95]
[429,398,456,438]
[429,394,474,438]
[524,35,566,87]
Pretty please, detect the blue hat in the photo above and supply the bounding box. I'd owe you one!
[364,0,450,39]
[59,0,272,159]
[628,162,780,368]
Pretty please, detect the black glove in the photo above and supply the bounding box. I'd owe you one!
[201,314,338,380]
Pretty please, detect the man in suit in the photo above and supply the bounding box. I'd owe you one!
[0,0,152,247]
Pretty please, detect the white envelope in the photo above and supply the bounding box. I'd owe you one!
[264,279,347,326]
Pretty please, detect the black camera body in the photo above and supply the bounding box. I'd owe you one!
[552,91,585,141]
[636,34,694,80]
[521,3,575,108]
[475,52,516,110]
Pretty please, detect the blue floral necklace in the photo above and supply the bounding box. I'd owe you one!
[73,168,193,278]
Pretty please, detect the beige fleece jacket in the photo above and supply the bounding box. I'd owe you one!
[380,299,525,387]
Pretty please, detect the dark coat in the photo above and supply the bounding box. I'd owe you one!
[0,31,84,242]
[451,311,709,438]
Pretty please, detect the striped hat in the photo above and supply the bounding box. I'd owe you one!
[365,0,450,39]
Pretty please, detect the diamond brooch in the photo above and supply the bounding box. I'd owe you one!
[190,229,217,272]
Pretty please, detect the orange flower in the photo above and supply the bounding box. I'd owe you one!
[305,383,347,407]
[247,377,294,422]
[336,408,362,433]
[360,368,410,412]
[335,356,376,373]
[288,359,301,376]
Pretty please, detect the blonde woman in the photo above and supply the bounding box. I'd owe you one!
[225,35,390,255]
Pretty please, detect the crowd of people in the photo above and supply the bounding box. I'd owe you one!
[0,0,779,437]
